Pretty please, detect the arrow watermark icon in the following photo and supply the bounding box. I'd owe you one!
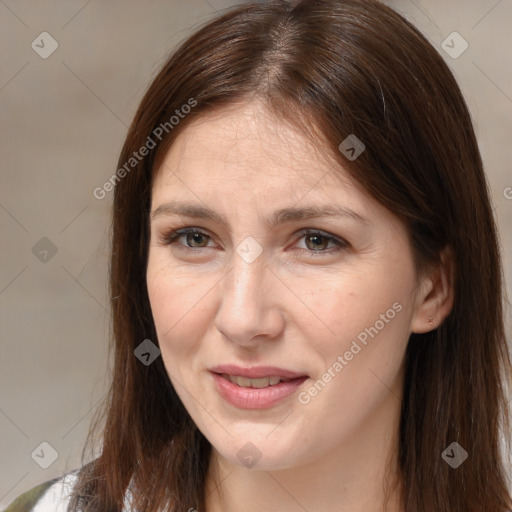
[134,339,161,366]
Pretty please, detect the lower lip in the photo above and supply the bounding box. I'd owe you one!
[211,373,308,409]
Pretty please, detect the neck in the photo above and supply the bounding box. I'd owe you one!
[204,389,403,512]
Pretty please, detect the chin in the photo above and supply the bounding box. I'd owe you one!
[208,431,306,471]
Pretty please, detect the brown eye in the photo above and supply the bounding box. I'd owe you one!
[294,229,349,257]
[304,233,330,251]
[185,232,210,247]
[161,228,214,249]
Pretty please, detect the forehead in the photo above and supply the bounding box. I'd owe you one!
[153,101,359,196]
[150,101,410,244]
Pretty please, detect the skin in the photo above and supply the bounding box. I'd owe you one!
[146,101,454,512]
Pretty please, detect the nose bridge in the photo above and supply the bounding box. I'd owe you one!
[224,254,267,313]
[223,231,268,305]
[215,250,282,343]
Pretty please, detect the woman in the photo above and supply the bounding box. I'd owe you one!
[6,0,511,511]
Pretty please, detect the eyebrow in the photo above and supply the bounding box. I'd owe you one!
[150,200,369,228]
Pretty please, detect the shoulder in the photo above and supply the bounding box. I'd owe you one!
[3,471,79,512]
[3,466,136,512]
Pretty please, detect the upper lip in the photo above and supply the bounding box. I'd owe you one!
[210,364,308,379]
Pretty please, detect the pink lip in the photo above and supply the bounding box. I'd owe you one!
[210,364,307,379]
[209,365,309,410]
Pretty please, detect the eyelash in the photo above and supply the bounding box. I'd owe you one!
[160,227,349,257]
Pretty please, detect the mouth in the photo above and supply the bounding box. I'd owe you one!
[209,365,310,409]
[210,364,308,380]
[218,373,294,388]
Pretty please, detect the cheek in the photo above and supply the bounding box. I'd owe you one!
[299,279,411,434]
[146,259,216,366]
[147,265,179,336]
[295,263,412,345]
[147,255,203,331]
[296,260,414,402]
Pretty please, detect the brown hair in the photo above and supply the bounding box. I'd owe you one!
[69,1,512,511]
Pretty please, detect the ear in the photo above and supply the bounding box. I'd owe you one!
[411,246,455,334]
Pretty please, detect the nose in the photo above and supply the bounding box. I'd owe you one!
[214,256,285,347]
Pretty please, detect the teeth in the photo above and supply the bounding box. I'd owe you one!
[221,374,288,388]
[236,376,255,387]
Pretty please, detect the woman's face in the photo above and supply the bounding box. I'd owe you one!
[146,101,424,471]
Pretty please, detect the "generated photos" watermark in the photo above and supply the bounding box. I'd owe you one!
[93,97,197,200]
[298,301,403,404]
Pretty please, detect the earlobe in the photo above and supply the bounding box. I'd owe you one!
[411,246,455,334]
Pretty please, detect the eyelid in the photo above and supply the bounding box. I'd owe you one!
[160,226,216,247]
[159,226,349,254]
[292,227,347,245]
[290,228,349,256]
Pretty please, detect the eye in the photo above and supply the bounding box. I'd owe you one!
[293,229,349,256]
[161,227,215,249]
[159,227,349,257]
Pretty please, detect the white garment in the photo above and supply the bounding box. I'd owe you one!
[29,473,79,512]
[5,470,134,512]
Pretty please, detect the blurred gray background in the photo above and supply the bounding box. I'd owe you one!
[1,0,511,506]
